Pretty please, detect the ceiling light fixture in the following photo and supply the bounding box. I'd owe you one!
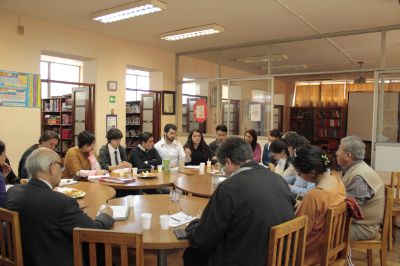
[160,24,224,41]
[236,54,288,63]
[92,0,167,23]
[261,64,308,71]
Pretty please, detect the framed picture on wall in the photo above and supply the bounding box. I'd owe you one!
[106,114,117,133]
[162,91,175,115]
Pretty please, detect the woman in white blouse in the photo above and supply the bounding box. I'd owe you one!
[269,139,297,178]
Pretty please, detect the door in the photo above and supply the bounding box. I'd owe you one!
[72,85,95,145]
[141,92,161,142]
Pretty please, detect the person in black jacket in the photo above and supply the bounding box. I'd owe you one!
[18,130,59,179]
[184,137,295,266]
[129,132,161,170]
[98,128,131,171]
[208,124,228,159]
[184,129,211,166]
[7,147,114,266]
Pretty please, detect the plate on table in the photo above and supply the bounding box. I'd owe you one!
[137,171,158,179]
[56,187,86,199]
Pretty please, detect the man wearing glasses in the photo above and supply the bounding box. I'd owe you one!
[7,148,114,266]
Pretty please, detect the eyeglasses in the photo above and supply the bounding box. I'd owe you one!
[52,161,65,172]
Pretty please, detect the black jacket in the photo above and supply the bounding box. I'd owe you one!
[7,178,114,266]
[98,144,128,170]
[129,145,161,170]
[186,161,295,266]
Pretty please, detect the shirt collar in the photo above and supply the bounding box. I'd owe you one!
[342,160,362,173]
[138,144,146,152]
[38,178,53,190]
[108,143,118,153]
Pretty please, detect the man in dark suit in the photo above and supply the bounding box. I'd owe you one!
[129,132,162,170]
[98,128,131,171]
[7,147,115,266]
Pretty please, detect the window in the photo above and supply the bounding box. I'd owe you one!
[40,55,82,99]
[126,69,150,101]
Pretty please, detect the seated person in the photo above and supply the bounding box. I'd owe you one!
[244,129,261,163]
[262,129,282,167]
[130,132,161,170]
[208,124,228,160]
[155,124,189,168]
[63,131,104,180]
[336,136,384,241]
[0,140,8,207]
[98,128,132,172]
[269,139,296,178]
[7,147,114,266]
[0,157,18,184]
[18,130,59,179]
[184,137,294,265]
[184,129,211,166]
[293,146,346,265]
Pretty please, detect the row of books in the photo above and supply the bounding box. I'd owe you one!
[316,129,341,138]
[44,115,61,125]
[126,129,141,137]
[61,114,72,125]
[316,110,341,119]
[290,110,314,119]
[316,119,341,127]
[127,116,140,125]
[61,128,72,139]
[43,98,72,112]
[126,103,140,113]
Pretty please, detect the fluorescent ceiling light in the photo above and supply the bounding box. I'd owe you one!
[92,0,166,23]
[236,54,288,63]
[262,64,307,71]
[160,24,224,41]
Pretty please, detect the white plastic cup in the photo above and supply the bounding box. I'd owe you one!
[160,215,169,230]
[199,162,205,175]
[125,195,135,207]
[132,168,138,175]
[157,165,162,173]
[141,213,152,230]
[206,160,212,168]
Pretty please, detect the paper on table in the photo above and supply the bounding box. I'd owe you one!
[184,165,200,169]
[88,174,110,181]
[98,205,129,221]
[58,179,78,187]
[169,212,194,228]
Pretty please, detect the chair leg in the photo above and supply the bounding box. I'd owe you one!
[380,248,387,266]
[367,249,373,266]
[389,217,393,251]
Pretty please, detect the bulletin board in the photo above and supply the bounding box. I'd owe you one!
[0,69,41,108]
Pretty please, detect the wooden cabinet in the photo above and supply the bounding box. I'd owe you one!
[126,101,141,153]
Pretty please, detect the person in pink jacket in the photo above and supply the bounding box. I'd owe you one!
[244,129,261,163]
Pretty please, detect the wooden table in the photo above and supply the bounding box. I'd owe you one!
[174,168,220,198]
[108,194,209,266]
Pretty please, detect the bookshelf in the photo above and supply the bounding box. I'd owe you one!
[315,107,346,149]
[126,101,141,153]
[42,95,73,155]
[289,107,315,141]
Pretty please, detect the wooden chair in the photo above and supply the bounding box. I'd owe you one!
[321,202,351,266]
[73,228,144,266]
[350,186,393,266]
[389,172,400,250]
[267,215,307,266]
[0,208,23,266]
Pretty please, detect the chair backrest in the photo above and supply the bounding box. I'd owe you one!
[267,215,308,266]
[0,208,23,266]
[321,202,351,266]
[381,186,393,248]
[390,172,400,201]
[73,228,144,266]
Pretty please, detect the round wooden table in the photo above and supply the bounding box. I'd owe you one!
[89,171,179,190]
[174,168,222,198]
[108,194,209,266]
[65,182,116,218]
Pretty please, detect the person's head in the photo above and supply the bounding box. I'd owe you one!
[285,134,310,157]
[0,140,6,166]
[78,131,95,153]
[216,137,253,176]
[268,129,282,142]
[185,129,207,150]
[139,132,154,150]
[215,125,228,143]
[269,139,290,160]
[292,145,332,183]
[106,128,123,148]
[163,124,177,142]
[244,129,258,150]
[336,136,365,168]
[38,131,60,150]
[25,147,63,188]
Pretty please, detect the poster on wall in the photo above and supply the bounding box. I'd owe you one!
[249,103,261,122]
[106,114,117,133]
[0,69,41,108]
[193,98,207,123]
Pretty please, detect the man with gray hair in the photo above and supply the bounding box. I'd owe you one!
[336,136,384,240]
[7,147,115,266]
[183,137,295,265]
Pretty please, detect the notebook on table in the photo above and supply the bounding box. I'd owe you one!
[98,205,129,221]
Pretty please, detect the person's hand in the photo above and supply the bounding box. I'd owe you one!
[121,161,132,168]
[184,148,192,157]
[100,205,113,217]
[268,163,275,171]
[288,184,293,189]
[95,169,107,175]
[2,162,11,177]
